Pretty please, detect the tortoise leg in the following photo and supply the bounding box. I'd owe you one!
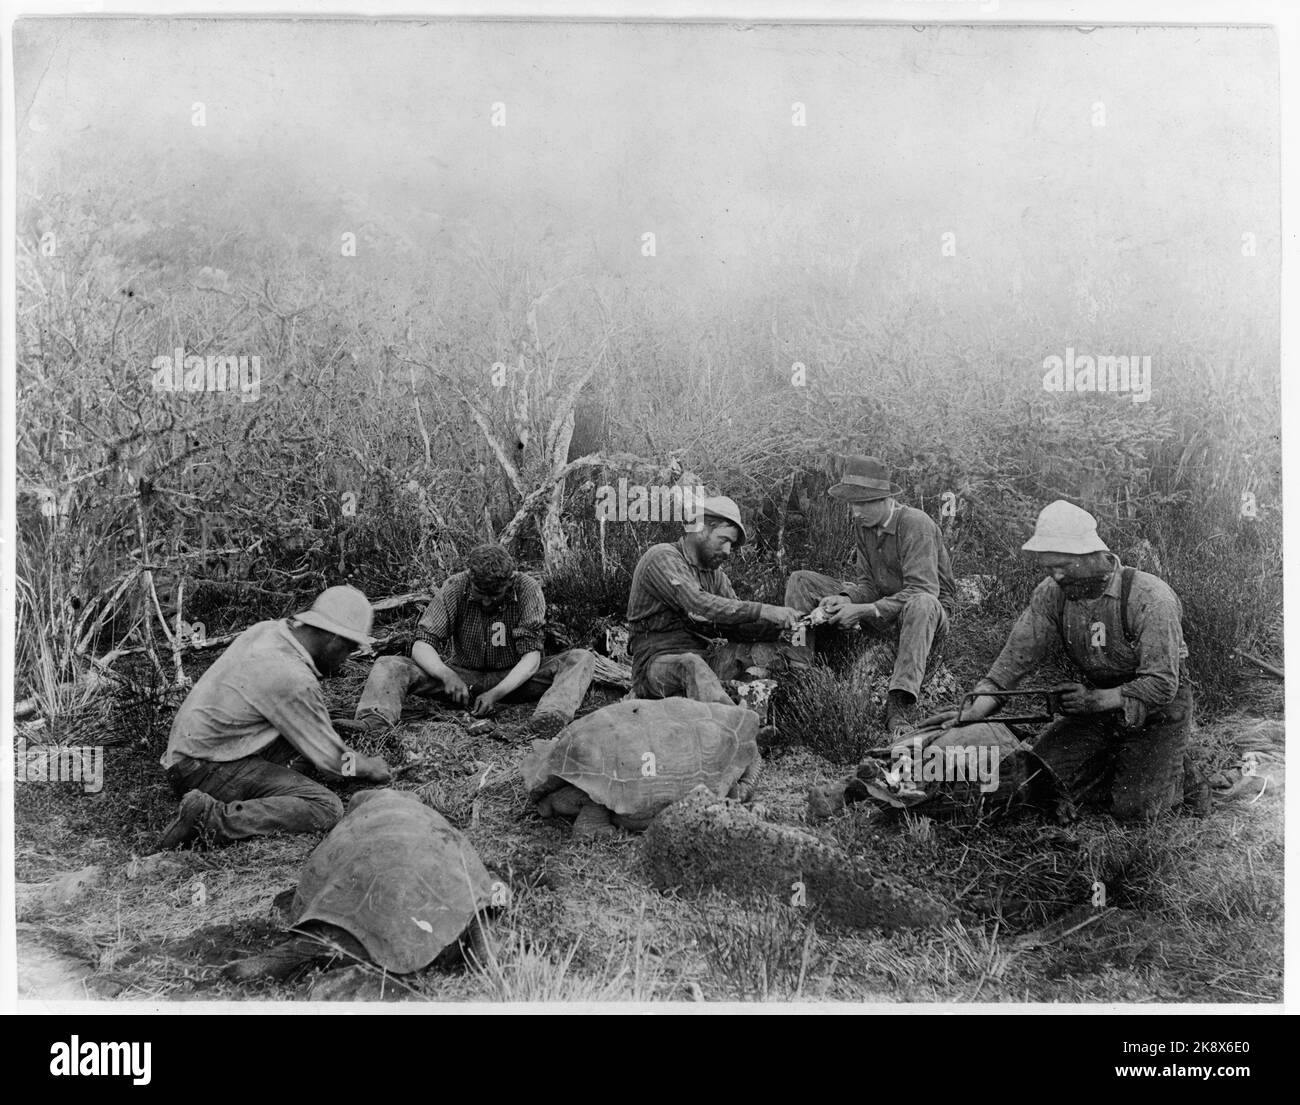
[224,924,369,983]
[538,784,587,820]
[223,934,329,983]
[729,754,762,803]
[611,811,654,833]
[573,800,615,840]
[455,915,494,967]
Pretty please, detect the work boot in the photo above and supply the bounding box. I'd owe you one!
[156,789,220,851]
[886,690,920,736]
[337,710,392,736]
[334,717,378,738]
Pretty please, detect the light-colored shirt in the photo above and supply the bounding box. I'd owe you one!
[161,619,352,775]
[975,557,1188,728]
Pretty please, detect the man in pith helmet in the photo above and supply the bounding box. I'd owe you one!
[784,456,956,734]
[958,500,1198,820]
[157,585,392,850]
[626,495,802,703]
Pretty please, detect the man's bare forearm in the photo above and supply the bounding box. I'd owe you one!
[485,650,541,701]
[468,650,542,717]
[412,640,456,684]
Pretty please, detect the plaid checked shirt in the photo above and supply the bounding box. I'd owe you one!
[414,571,546,672]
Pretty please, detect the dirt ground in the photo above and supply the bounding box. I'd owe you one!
[12,657,1285,1006]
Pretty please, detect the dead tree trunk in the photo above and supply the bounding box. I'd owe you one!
[407,277,619,572]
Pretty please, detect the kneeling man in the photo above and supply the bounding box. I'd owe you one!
[158,585,391,850]
[959,500,1194,821]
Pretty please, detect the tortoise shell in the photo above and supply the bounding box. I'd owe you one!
[291,788,495,974]
[521,698,760,819]
[858,721,1067,815]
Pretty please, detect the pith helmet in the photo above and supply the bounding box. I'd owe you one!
[292,585,376,646]
[1021,500,1110,555]
[694,495,748,547]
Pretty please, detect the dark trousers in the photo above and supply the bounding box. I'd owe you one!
[1029,683,1193,821]
[165,738,343,843]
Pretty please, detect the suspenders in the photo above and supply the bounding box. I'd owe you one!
[1057,565,1138,646]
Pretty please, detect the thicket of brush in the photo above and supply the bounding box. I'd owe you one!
[15,149,1282,729]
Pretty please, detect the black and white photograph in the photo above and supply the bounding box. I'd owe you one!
[3,1,1290,1022]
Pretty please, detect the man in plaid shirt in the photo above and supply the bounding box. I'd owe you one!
[354,545,595,738]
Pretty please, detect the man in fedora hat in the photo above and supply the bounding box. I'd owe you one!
[626,494,803,703]
[156,585,392,850]
[953,500,1199,821]
[353,543,596,739]
[784,456,956,734]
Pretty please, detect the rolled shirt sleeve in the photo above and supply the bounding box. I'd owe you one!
[511,575,547,654]
[414,585,455,652]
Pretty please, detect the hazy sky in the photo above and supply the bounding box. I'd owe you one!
[14,20,1280,298]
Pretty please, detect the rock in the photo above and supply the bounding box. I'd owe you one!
[806,781,848,822]
[733,678,777,726]
[44,865,104,908]
[643,786,950,930]
[465,720,496,737]
[955,574,996,608]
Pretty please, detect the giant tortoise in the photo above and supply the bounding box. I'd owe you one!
[224,788,499,986]
[808,721,1072,823]
[521,697,761,838]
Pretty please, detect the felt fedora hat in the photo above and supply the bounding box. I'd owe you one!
[291,585,376,646]
[827,456,903,502]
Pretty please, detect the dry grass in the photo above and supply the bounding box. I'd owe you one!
[13,651,1284,1006]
